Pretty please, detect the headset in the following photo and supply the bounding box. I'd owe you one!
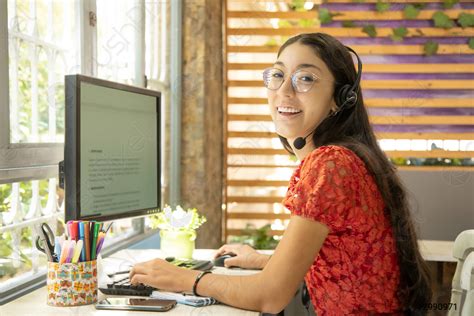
[334,46,363,111]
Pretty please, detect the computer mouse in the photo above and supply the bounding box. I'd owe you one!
[213,253,237,267]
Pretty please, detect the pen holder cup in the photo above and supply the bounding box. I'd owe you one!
[46,260,97,306]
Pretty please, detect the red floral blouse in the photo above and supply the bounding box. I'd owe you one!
[283,145,401,315]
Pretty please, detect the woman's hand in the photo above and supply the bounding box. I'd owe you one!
[214,244,271,269]
[129,258,199,292]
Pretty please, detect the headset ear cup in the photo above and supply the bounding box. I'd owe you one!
[336,84,351,107]
[345,90,358,107]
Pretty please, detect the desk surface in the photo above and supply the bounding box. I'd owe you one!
[1,249,261,316]
[1,241,455,316]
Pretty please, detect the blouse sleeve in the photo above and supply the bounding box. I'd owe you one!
[285,146,358,233]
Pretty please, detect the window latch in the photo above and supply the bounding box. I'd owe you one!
[89,11,97,27]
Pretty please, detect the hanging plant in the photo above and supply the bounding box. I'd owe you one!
[457,13,474,28]
[468,38,474,50]
[443,0,460,9]
[362,24,377,38]
[423,41,439,56]
[432,11,455,29]
[342,20,356,28]
[375,0,391,13]
[391,27,408,42]
[403,4,422,20]
[319,8,334,24]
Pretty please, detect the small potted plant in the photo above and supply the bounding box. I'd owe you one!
[149,205,206,259]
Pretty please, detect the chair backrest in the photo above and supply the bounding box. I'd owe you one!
[460,252,474,316]
[448,230,474,316]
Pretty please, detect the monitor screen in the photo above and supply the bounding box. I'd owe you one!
[63,75,161,221]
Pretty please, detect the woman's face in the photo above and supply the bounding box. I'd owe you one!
[267,42,336,144]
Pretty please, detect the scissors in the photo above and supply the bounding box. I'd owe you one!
[35,223,58,262]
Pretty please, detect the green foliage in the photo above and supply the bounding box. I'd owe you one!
[469,38,474,50]
[289,0,306,11]
[229,224,279,250]
[443,0,459,9]
[375,0,391,13]
[403,5,421,20]
[391,27,408,42]
[432,11,455,29]
[265,38,279,47]
[319,8,333,24]
[342,20,356,28]
[299,18,317,28]
[423,41,439,56]
[457,13,474,28]
[362,24,377,38]
[390,157,472,167]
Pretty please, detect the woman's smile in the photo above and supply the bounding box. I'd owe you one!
[277,106,303,119]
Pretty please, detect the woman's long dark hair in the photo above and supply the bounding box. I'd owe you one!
[277,33,432,314]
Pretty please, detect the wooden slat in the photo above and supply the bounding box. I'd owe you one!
[227,10,473,21]
[370,116,474,125]
[227,164,474,171]
[228,164,296,168]
[228,196,284,203]
[227,11,317,19]
[228,79,474,89]
[228,63,474,73]
[332,9,474,21]
[364,99,474,108]
[228,44,473,55]
[228,131,474,140]
[396,166,474,171]
[228,180,289,186]
[376,132,474,140]
[227,27,474,37]
[228,114,474,125]
[324,0,472,3]
[228,97,474,108]
[228,148,474,158]
[227,212,291,220]
[227,228,284,237]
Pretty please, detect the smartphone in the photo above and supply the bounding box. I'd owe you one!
[95,297,177,312]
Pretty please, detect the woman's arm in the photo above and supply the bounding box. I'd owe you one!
[131,215,328,314]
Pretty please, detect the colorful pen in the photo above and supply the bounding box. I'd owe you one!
[72,240,83,263]
[83,221,90,262]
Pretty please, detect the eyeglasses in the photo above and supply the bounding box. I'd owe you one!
[262,68,319,93]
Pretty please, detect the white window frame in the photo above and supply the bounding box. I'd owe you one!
[0,0,172,304]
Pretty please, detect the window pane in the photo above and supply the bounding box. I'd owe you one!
[8,0,79,143]
[97,0,138,85]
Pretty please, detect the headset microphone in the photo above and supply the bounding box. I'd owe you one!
[293,130,314,150]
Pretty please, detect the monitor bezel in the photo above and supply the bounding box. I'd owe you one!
[64,74,161,222]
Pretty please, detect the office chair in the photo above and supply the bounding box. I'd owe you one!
[448,229,474,316]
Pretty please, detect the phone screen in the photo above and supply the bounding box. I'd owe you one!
[96,297,177,311]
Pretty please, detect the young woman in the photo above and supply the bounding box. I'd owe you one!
[130,33,432,315]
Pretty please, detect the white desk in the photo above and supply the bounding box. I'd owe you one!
[1,242,455,316]
[1,249,260,316]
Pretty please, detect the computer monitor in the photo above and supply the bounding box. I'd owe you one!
[61,75,161,222]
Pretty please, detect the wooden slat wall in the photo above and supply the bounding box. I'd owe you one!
[224,0,474,239]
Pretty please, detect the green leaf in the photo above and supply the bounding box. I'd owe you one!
[375,0,391,13]
[457,13,474,28]
[468,38,474,50]
[362,24,377,38]
[443,0,459,9]
[299,18,316,28]
[432,11,455,29]
[342,20,356,28]
[423,41,439,56]
[319,8,333,24]
[390,27,408,42]
[403,4,421,20]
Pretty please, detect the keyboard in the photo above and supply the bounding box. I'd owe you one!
[99,258,213,296]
